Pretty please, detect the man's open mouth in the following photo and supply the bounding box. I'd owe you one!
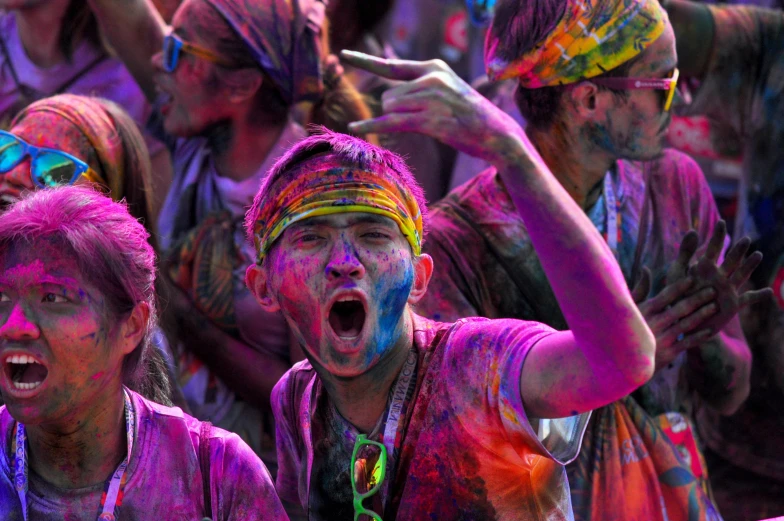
[328,296,366,339]
[4,354,49,391]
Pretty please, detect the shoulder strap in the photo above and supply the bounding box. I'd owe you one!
[199,421,213,520]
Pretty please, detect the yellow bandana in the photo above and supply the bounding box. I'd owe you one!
[485,0,667,87]
[252,159,423,263]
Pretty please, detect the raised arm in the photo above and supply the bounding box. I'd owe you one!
[87,0,167,101]
[342,52,655,418]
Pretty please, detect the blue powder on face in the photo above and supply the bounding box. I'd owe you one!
[366,258,414,366]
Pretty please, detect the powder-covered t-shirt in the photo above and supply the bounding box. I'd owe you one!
[273,313,590,521]
[0,390,287,521]
[0,12,162,155]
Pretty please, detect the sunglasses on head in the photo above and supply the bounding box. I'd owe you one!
[0,131,100,188]
[162,33,234,73]
[591,68,680,112]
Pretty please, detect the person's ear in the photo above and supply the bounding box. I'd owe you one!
[223,68,263,105]
[119,302,150,356]
[245,263,280,312]
[568,82,605,120]
[407,253,434,305]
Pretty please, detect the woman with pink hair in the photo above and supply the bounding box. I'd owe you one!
[0,186,286,520]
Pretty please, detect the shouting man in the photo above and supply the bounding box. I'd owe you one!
[245,117,655,518]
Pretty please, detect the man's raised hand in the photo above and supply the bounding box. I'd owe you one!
[341,50,533,169]
[686,220,772,333]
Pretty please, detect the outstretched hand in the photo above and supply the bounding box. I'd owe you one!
[341,50,529,167]
[680,221,772,333]
[631,264,717,370]
[631,224,773,370]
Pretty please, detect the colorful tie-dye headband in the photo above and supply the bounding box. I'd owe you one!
[252,157,423,263]
[485,0,667,88]
[12,94,124,200]
[206,0,327,105]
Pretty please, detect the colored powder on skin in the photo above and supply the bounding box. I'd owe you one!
[367,252,414,366]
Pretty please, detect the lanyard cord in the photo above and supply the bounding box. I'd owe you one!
[379,348,418,510]
[603,172,620,259]
[14,390,135,521]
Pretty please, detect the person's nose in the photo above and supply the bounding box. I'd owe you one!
[0,302,41,342]
[325,236,366,282]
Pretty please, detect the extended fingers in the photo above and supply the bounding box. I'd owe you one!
[666,328,715,353]
[340,50,447,81]
[382,90,441,115]
[730,250,763,287]
[655,287,716,329]
[668,230,699,282]
[348,113,432,135]
[739,287,774,308]
[643,276,694,314]
[631,267,652,304]
[380,71,459,102]
[720,236,751,278]
[705,220,727,263]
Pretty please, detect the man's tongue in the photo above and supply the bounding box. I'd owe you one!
[329,301,366,338]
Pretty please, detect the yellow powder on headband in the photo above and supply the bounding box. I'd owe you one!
[253,168,423,264]
[485,0,667,88]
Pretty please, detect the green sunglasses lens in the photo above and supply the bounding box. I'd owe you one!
[33,151,79,187]
[0,134,23,172]
[353,444,385,495]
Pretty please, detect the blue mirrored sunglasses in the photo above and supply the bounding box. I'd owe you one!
[0,130,96,188]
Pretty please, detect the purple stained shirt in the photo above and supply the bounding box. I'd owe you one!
[0,390,288,521]
[273,313,590,521]
[0,12,162,155]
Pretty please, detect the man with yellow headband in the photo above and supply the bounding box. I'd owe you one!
[339,0,771,519]
[244,126,656,519]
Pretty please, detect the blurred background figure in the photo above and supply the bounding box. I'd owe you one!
[325,0,453,202]
[0,0,173,218]
[666,1,784,518]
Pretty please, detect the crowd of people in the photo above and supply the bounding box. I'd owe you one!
[0,0,781,519]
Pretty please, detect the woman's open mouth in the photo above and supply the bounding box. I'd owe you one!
[4,354,49,391]
[328,296,367,339]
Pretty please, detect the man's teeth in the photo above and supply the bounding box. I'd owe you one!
[336,296,359,302]
[7,355,39,365]
[13,381,42,390]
